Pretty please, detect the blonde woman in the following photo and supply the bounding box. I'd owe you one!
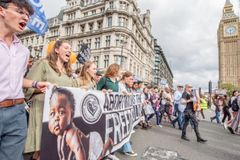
[24,40,75,159]
[77,61,97,90]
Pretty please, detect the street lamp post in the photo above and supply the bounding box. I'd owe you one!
[208,80,212,108]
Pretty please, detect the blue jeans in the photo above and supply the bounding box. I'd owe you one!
[147,108,160,125]
[173,103,179,116]
[122,141,133,153]
[0,104,27,160]
[173,111,183,129]
[212,111,221,124]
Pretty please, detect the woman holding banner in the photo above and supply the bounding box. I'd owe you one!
[97,64,120,92]
[118,71,138,157]
[97,64,120,160]
[77,61,97,90]
[24,40,76,159]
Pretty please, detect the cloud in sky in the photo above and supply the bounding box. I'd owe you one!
[41,0,239,89]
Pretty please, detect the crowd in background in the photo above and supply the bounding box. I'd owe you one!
[1,1,239,160]
[22,40,240,160]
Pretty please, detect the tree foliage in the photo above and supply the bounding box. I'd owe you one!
[220,83,240,97]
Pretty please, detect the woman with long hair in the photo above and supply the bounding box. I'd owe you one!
[24,40,75,160]
[96,63,120,160]
[97,63,120,92]
[210,96,224,124]
[117,71,137,157]
[77,61,97,90]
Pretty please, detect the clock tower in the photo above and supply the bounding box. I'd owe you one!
[218,0,240,87]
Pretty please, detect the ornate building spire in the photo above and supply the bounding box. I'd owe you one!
[224,0,232,7]
[222,0,238,20]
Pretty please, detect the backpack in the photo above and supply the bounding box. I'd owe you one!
[231,98,239,112]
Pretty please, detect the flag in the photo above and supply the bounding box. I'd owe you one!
[27,0,48,35]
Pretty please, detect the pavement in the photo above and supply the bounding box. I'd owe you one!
[116,109,240,160]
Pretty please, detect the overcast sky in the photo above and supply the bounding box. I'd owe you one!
[41,0,239,89]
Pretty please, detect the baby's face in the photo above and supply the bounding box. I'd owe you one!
[48,93,73,136]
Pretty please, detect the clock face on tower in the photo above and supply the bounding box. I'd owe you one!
[225,26,237,36]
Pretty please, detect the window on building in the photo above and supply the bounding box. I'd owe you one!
[66,26,73,36]
[106,35,111,47]
[71,26,74,34]
[131,40,134,51]
[97,20,103,29]
[89,23,93,32]
[109,1,114,9]
[116,36,120,46]
[104,55,109,67]
[86,0,89,5]
[80,24,85,33]
[92,10,96,15]
[108,16,112,27]
[94,56,99,68]
[118,16,128,27]
[26,38,29,45]
[137,65,139,76]
[114,55,122,65]
[100,7,105,13]
[119,1,128,11]
[115,35,125,47]
[36,36,39,45]
[84,12,88,17]
[39,47,43,58]
[87,39,92,49]
[133,62,136,73]
[134,44,137,54]
[78,40,83,51]
[129,59,132,71]
[95,37,101,49]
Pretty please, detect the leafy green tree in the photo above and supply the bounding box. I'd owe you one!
[220,83,240,97]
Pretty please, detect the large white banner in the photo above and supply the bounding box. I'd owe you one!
[40,86,143,160]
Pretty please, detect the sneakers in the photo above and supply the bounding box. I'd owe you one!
[124,151,138,157]
[157,124,163,128]
[106,154,120,160]
[223,123,227,130]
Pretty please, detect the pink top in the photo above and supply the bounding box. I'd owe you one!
[0,35,29,102]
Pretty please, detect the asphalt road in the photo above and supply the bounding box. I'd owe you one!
[116,111,240,160]
[24,110,239,160]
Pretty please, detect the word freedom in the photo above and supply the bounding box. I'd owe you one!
[104,94,142,145]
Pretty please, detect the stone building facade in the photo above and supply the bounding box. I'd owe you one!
[19,0,173,83]
[218,0,240,87]
[154,39,173,87]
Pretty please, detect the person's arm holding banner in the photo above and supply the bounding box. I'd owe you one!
[23,78,50,92]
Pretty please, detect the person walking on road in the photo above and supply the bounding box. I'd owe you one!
[228,95,240,135]
[172,85,184,129]
[210,95,224,124]
[181,84,207,143]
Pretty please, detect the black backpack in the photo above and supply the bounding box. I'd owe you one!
[231,98,239,112]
